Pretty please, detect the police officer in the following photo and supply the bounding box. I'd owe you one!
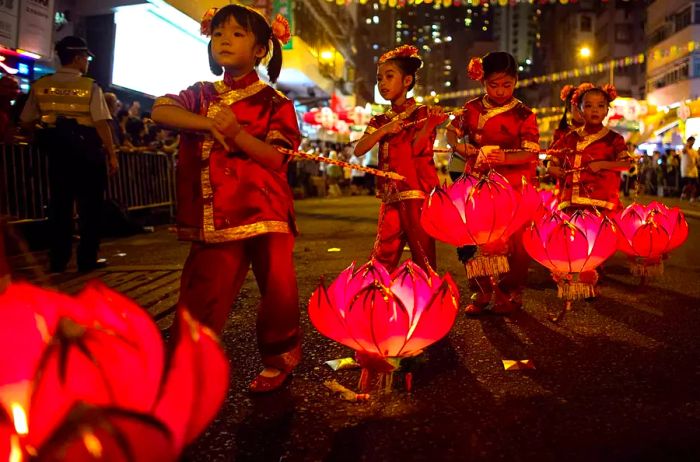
[20,36,118,273]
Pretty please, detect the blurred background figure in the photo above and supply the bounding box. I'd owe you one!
[680,136,699,201]
[103,92,122,148]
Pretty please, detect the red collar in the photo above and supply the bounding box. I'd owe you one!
[223,70,260,89]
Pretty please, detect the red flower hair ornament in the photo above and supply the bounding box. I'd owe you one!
[378,45,421,65]
[571,82,617,108]
[467,57,484,81]
[560,84,575,103]
[271,14,291,45]
[601,83,618,101]
[571,82,595,108]
[200,7,218,37]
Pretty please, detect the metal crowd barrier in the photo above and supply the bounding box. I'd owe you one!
[0,143,176,224]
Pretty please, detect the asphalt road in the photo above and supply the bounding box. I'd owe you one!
[82,195,700,462]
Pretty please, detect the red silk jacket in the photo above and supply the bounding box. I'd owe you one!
[449,96,540,188]
[155,71,301,243]
[550,126,629,211]
[365,98,439,202]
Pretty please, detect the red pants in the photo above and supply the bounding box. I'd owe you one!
[177,233,301,372]
[469,227,530,298]
[374,199,436,273]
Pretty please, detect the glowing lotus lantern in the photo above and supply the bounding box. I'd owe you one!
[0,282,229,461]
[614,201,689,279]
[523,209,618,318]
[421,171,541,278]
[309,260,459,392]
[538,189,560,215]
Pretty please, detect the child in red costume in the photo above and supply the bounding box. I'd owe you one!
[152,5,300,393]
[548,83,631,213]
[446,52,540,314]
[354,45,446,273]
[545,84,586,195]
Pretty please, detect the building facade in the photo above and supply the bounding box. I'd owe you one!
[646,0,700,107]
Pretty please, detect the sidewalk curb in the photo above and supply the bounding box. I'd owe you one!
[678,208,700,220]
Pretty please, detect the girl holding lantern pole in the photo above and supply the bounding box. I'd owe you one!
[354,45,447,273]
[548,83,631,213]
[445,51,540,315]
[152,5,301,393]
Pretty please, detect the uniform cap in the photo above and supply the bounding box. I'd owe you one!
[55,36,95,58]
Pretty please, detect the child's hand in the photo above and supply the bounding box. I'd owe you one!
[213,106,242,141]
[485,149,506,164]
[427,107,448,127]
[588,161,605,173]
[381,119,403,137]
[453,143,478,157]
[209,123,231,151]
[548,166,564,178]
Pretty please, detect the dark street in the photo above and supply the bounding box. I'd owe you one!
[16,195,700,462]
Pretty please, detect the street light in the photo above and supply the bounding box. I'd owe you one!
[579,46,592,59]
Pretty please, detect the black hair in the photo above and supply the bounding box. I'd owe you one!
[576,88,612,110]
[56,49,81,66]
[125,117,145,137]
[482,52,518,80]
[382,56,423,91]
[688,136,696,143]
[207,5,282,83]
[558,86,577,132]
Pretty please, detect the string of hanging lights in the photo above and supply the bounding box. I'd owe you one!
[325,0,612,7]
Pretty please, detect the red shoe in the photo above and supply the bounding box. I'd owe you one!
[465,303,486,315]
[249,371,289,393]
[465,292,491,316]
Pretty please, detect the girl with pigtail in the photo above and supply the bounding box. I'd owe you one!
[152,5,301,393]
[548,83,631,213]
[445,51,540,315]
[552,84,586,147]
[545,84,586,191]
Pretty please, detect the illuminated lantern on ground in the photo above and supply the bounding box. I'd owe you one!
[0,282,229,461]
[614,201,689,280]
[421,171,541,278]
[309,260,459,392]
[523,209,618,319]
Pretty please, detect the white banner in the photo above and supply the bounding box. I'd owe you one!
[17,0,54,57]
[0,0,19,49]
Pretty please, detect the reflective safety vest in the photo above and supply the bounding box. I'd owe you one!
[33,76,94,127]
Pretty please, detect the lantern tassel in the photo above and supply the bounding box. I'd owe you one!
[465,254,509,279]
[358,369,396,394]
[557,281,595,300]
[629,261,663,279]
